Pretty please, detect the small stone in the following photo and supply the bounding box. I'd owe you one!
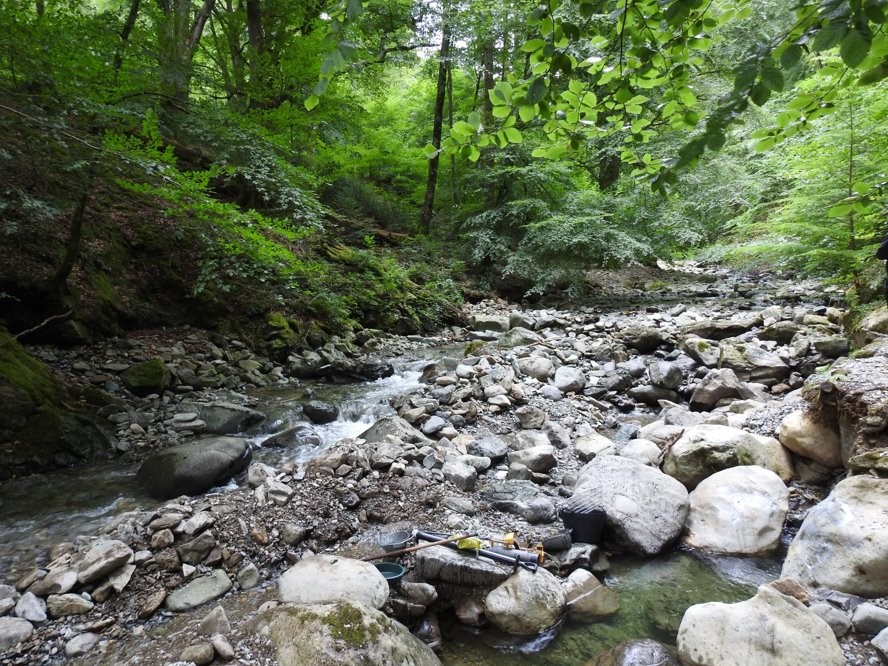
[151,528,175,549]
[281,523,307,546]
[180,642,215,666]
[237,562,261,590]
[197,605,231,636]
[211,633,236,660]
[64,632,99,658]
[14,592,46,623]
[138,589,167,619]
[46,594,94,618]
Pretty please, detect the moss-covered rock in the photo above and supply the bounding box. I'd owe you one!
[120,358,171,396]
[0,327,114,478]
[260,601,440,666]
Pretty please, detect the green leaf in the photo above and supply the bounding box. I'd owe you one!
[780,44,805,69]
[422,143,439,158]
[522,39,547,53]
[346,0,363,21]
[492,105,511,118]
[526,77,549,105]
[304,95,319,111]
[858,59,888,84]
[503,127,523,143]
[827,202,853,217]
[813,22,847,52]
[840,27,872,67]
[452,121,476,136]
[491,81,513,105]
[759,65,784,92]
[467,112,481,131]
[468,145,481,163]
[750,82,772,106]
[519,105,537,123]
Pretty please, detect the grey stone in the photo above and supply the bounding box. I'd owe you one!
[46,594,94,618]
[178,531,216,565]
[515,356,555,381]
[627,384,681,406]
[809,602,851,637]
[574,456,688,556]
[14,592,46,623]
[414,545,511,587]
[165,570,232,612]
[677,585,843,666]
[198,605,231,636]
[237,562,261,590]
[852,602,888,634]
[181,642,215,666]
[515,405,548,429]
[442,460,477,492]
[587,639,678,666]
[421,415,447,436]
[303,400,339,424]
[0,617,33,650]
[262,424,322,448]
[874,627,888,662]
[484,567,565,635]
[28,568,77,596]
[212,634,236,660]
[136,437,251,499]
[359,416,430,444]
[575,432,616,462]
[553,366,586,393]
[64,632,99,658]
[648,360,684,390]
[507,444,556,473]
[782,476,888,596]
[178,400,265,434]
[76,539,133,585]
[689,368,754,411]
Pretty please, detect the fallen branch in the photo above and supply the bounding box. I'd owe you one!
[11,309,73,342]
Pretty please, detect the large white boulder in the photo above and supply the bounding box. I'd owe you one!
[662,424,793,489]
[279,555,389,610]
[483,567,565,635]
[781,476,888,596]
[684,466,788,554]
[574,455,688,556]
[777,410,842,468]
[677,585,843,666]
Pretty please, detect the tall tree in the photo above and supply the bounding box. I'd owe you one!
[419,6,452,233]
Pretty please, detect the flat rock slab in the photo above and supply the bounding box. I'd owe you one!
[165,570,232,612]
[414,546,511,588]
[76,539,133,585]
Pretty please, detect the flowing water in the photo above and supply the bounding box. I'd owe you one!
[0,339,786,663]
[0,350,448,580]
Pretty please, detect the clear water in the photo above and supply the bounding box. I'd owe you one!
[438,549,780,665]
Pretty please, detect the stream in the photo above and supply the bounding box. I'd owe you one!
[0,326,789,664]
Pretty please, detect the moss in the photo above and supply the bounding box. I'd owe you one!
[322,602,381,648]
[266,311,290,329]
[464,340,485,357]
[0,328,60,405]
[93,271,117,303]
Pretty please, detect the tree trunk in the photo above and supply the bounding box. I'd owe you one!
[418,15,451,234]
[154,0,217,108]
[480,39,495,129]
[47,172,94,302]
[113,0,142,80]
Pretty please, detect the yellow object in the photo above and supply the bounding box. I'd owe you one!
[488,532,516,548]
[456,536,483,550]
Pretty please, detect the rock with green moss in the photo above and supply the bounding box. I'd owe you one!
[260,601,440,666]
[0,328,113,478]
[120,358,170,396]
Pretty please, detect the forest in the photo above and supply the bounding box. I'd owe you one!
[1,0,887,341]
